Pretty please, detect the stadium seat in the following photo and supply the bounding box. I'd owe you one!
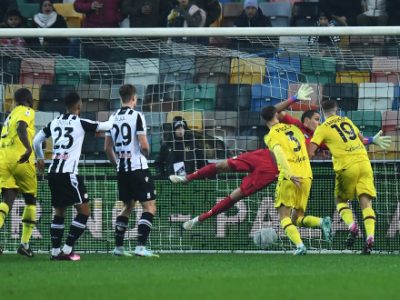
[35,111,59,128]
[55,58,90,88]
[20,58,55,85]
[259,2,292,27]
[371,72,400,85]
[347,111,382,137]
[267,55,301,74]
[82,135,106,159]
[81,98,108,112]
[221,3,243,27]
[304,73,335,85]
[53,3,84,28]
[204,111,238,137]
[382,110,400,135]
[393,86,400,110]
[125,58,159,87]
[372,56,400,73]
[335,71,370,84]
[239,111,263,128]
[0,84,4,113]
[89,62,125,86]
[160,72,194,86]
[0,56,21,84]
[5,84,40,112]
[160,56,195,75]
[323,83,358,111]
[251,84,286,111]
[167,111,203,130]
[77,84,110,100]
[224,136,259,152]
[291,2,319,26]
[230,58,266,84]
[358,83,394,111]
[194,56,230,85]
[183,83,216,111]
[17,1,38,21]
[143,112,168,128]
[301,56,336,74]
[39,84,75,112]
[143,84,182,112]
[216,84,251,111]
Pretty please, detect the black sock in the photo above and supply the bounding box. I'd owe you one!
[50,216,65,249]
[65,214,89,248]
[115,215,129,247]
[137,212,154,246]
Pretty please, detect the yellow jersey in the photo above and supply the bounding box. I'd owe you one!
[264,123,312,179]
[0,105,35,163]
[311,115,369,171]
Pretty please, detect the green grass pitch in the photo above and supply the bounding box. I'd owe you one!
[0,254,399,300]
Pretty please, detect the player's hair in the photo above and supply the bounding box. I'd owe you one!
[119,84,137,103]
[261,106,277,122]
[321,99,338,112]
[14,88,33,105]
[64,92,81,109]
[301,110,319,123]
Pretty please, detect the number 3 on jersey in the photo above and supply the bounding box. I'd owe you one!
[285,131,301,152]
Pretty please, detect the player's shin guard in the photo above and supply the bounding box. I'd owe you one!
[295,216,321,228]
[186,163,217,181]
[362,207,376,239]
[65,214,89,250]
[0,202,10,229]
[137,212,153,246]
[21,205,36,244]
[281,217,303,247]
[50,216,65,251]
[337,202,354,228]
[198,195,236,222]
[115,215,129,247]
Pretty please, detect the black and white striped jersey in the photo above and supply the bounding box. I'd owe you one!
[106,106,148,172]
[42,114,99,174]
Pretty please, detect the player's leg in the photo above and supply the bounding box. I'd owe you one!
[169,160,231,183]
[50,207,66,258]
[113,200,134,256]
[278,205,306,255]
[0,188,17,229]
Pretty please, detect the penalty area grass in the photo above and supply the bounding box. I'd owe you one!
[0,254,399,300]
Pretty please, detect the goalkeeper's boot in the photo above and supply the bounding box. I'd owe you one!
[17,244,34,258]
[134,246,159,258]
[51,251,80,261]
[112,247,133,257]
[346,223,359,248]
[293,245,307,256]
[362,236,374,255]
[182,216,200,230]
[169,175,188,184]
[321,216,332,242]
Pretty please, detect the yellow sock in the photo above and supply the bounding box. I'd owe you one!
[296,216,322,228]
[0,202,10,229]
[281,217,303,247]
[362,207,376,239]
[337,203,354,227]
[21,205,36,244]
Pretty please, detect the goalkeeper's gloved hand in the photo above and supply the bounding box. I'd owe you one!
[290,84,314,102]
[371,130,392,150]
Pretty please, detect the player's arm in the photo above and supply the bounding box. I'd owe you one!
[270,144,301,187]
[17,121,32,163]
[136,113,149,158]
[361,130,392,150]
[104,134,117,168]
[275,84,314,116]
[308,126,324,158]
[307,142,319,159]
[33,123,51,173]
[81,115,115,133]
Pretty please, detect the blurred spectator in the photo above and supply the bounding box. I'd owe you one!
[320,0,362,26]
[0,0,18,24]
[387,0,400,25]
[155,116,207,178]
[193,0,221,27]
[74,0,122,28]
[0,9,27,47]
[167,0,206,28]
[32,0,70,56]
[309,12,340,46]
[357,0,387,26]
[121,0,175,27]
[233,0,272,28]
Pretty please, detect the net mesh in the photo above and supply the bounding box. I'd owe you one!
[0,34,399,253]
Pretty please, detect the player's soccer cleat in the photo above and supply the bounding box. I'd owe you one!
[362,236,374,255]
[134,246,159,258]
[50,251,81,261]
[17,244,34,258]
[321,216,332,242]
[293,245,307,256]
[182,216,200,230]
[169,175,188,184]
[346,223,359,248]
[112,247,133,257]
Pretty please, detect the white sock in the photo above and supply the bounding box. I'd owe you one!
[21,243,29,249]
[62,245,72,255]
[51,248,61,256]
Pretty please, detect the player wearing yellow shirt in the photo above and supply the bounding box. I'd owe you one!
[262,106,331,255]
[308,99,389,254]
[0,88,37,257]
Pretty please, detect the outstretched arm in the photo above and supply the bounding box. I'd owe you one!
[275,84,314,114]
[362,130,392,150]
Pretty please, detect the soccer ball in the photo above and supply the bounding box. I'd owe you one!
[253,228,278,249]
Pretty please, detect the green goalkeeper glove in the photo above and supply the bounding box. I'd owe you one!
[372,130,392,150]
[290,84,314,102]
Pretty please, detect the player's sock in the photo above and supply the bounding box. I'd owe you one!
[362,207,376,239]
[337,203,354,227]
[64,214,89,253]
[115,215,129,247]
[137,212,153,246]
[295,215,322,228]
[186,163,217,181]
[50,215,65,255]
[198,195,236,222]
[0,202,10,229]
[21,205,36,245]
[281,217,303,247]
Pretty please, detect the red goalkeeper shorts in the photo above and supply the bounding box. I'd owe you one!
[227,149,279,197]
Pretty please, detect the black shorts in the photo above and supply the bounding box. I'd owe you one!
[118,169,156,203]
[48,173,89,208]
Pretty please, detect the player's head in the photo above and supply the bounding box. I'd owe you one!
[119,84,137,107]
[64,92,82,114]
[173,116,188,139]
[321,99,338,117]
[301,110,321,132]
[261,106,278,128]
[14,88,33,108]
